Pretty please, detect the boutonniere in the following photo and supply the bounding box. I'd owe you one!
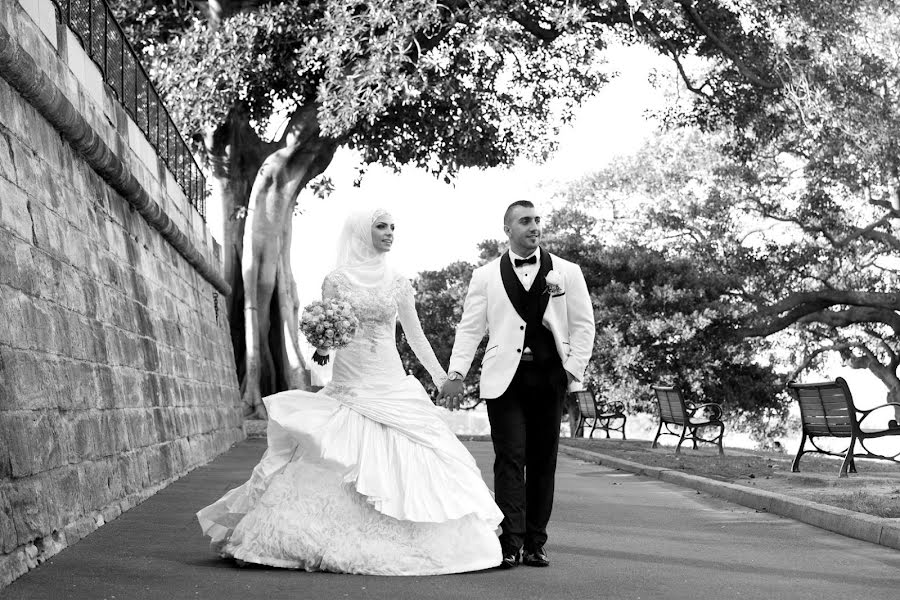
[543,269,564,295]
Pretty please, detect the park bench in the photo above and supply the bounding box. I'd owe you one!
[650,384,725,454]
[569,390,627,439]
[787,377,900,477]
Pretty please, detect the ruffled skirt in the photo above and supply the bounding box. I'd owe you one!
[196,376,503,575]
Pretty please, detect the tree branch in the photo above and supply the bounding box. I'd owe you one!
[509,9,563,42]
[788,342,859,382]
[677,0,781,90]
[798,307,900,335]
[740,290,900,337]
[633,14,712,98]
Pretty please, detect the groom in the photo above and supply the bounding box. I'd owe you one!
[439,200,595,569]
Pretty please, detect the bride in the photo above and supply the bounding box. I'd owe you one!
[197,208,503,575]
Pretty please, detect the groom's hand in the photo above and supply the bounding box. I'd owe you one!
[438,379,465,409]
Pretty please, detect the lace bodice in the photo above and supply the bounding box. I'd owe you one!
[321,270,447,389]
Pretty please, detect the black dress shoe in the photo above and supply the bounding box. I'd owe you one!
[889,419,899,429]
[498,550,520,569]
[522,547,550,567]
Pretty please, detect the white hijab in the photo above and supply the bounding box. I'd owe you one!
[335,207,395,289]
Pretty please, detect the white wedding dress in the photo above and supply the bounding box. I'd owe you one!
[197,270,503,575]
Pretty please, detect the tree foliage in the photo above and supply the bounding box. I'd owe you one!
[108,0,900,419]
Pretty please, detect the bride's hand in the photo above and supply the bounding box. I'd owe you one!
[312,348,330,366]
[438,379,465,409]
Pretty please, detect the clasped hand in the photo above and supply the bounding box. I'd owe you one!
[437,378,465,409]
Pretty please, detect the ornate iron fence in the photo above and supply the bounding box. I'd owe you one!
[48,0,206,221]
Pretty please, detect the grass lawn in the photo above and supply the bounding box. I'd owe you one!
[559,437,900,519]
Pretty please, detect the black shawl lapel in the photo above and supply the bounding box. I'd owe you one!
[500,251,528,321]
[537,249,553,316]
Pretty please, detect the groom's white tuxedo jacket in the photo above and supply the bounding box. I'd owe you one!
[448,250,595,399]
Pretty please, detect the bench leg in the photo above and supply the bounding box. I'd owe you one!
[621,417,627,440]
[791,431,806,472]
[589,418,598,439]
[715,423,724,455]
[839,434,857,477]
[675,426,689,455]
[651,421,663,449]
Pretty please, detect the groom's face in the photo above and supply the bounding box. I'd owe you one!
[504,206,541,256]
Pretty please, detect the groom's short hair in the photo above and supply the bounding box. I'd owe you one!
[504,200,535,226]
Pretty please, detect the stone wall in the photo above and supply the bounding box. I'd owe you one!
[0,0,244,585]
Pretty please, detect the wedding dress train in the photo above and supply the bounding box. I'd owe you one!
[197,271,503,575]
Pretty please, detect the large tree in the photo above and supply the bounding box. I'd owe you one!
[554,0,900,408]
[114,0,610,417]
[113,0,823,418]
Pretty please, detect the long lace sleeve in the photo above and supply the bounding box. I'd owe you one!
[395,277,448,389]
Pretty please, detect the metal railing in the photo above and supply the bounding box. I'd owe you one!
[48,0,207,221]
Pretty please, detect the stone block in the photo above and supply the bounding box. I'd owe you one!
[36,353,66,410]
[145,445,171,485]
[139,373,161,408]
[69,360,99,411]
[0,487,17,553]
[158,440,185,477]
[11,143,45,204]
[0,178,33,243]
[5,474,51,546]
[100,409,130,454]
[0,234,39,295]
[87,318,108,364]
[117,451,149,494]
[152,408,177,443]
[0,411,64,477]
[45,465,85,528]
[115,368,143,408]
[134,301,154,337]
[0,421,9,479]
[124,408,152,448]
[69,411,101,460]
[81,276,100,319]
[79,458,118,512]
[0,346,53,411]
[94,364,116,410]
[58,263,87,315]
[0,130,15,185]
[0,547,28,588]
[141,336,160,371]
[61,513,96,548]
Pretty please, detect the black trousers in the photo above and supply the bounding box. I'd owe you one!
[486,361,567,554]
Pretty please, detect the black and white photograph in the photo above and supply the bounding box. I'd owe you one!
[1,0,900,597]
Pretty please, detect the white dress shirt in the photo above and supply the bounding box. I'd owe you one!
[508,247,540,292]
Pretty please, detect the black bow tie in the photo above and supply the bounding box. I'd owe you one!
[514,255,537,268]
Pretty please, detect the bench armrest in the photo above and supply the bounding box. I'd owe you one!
[687,402,723,421]
[598,400,626,415]
[857,402,900,428]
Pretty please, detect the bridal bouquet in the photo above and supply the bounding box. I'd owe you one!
[300,299,359,363]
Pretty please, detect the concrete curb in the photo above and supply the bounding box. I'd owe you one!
[558,445,900,552]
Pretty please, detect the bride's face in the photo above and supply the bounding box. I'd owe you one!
[371,217,395,253]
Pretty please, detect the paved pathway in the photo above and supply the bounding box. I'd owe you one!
[3,440,899,599]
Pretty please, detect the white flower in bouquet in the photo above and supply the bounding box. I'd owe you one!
[300,299,360,352]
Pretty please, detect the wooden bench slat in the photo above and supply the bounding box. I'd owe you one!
[800,407,850,416]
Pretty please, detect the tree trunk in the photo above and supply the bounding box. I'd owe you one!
[204,100,345,419]
[240,103,339,419]
[565,394,584,438]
